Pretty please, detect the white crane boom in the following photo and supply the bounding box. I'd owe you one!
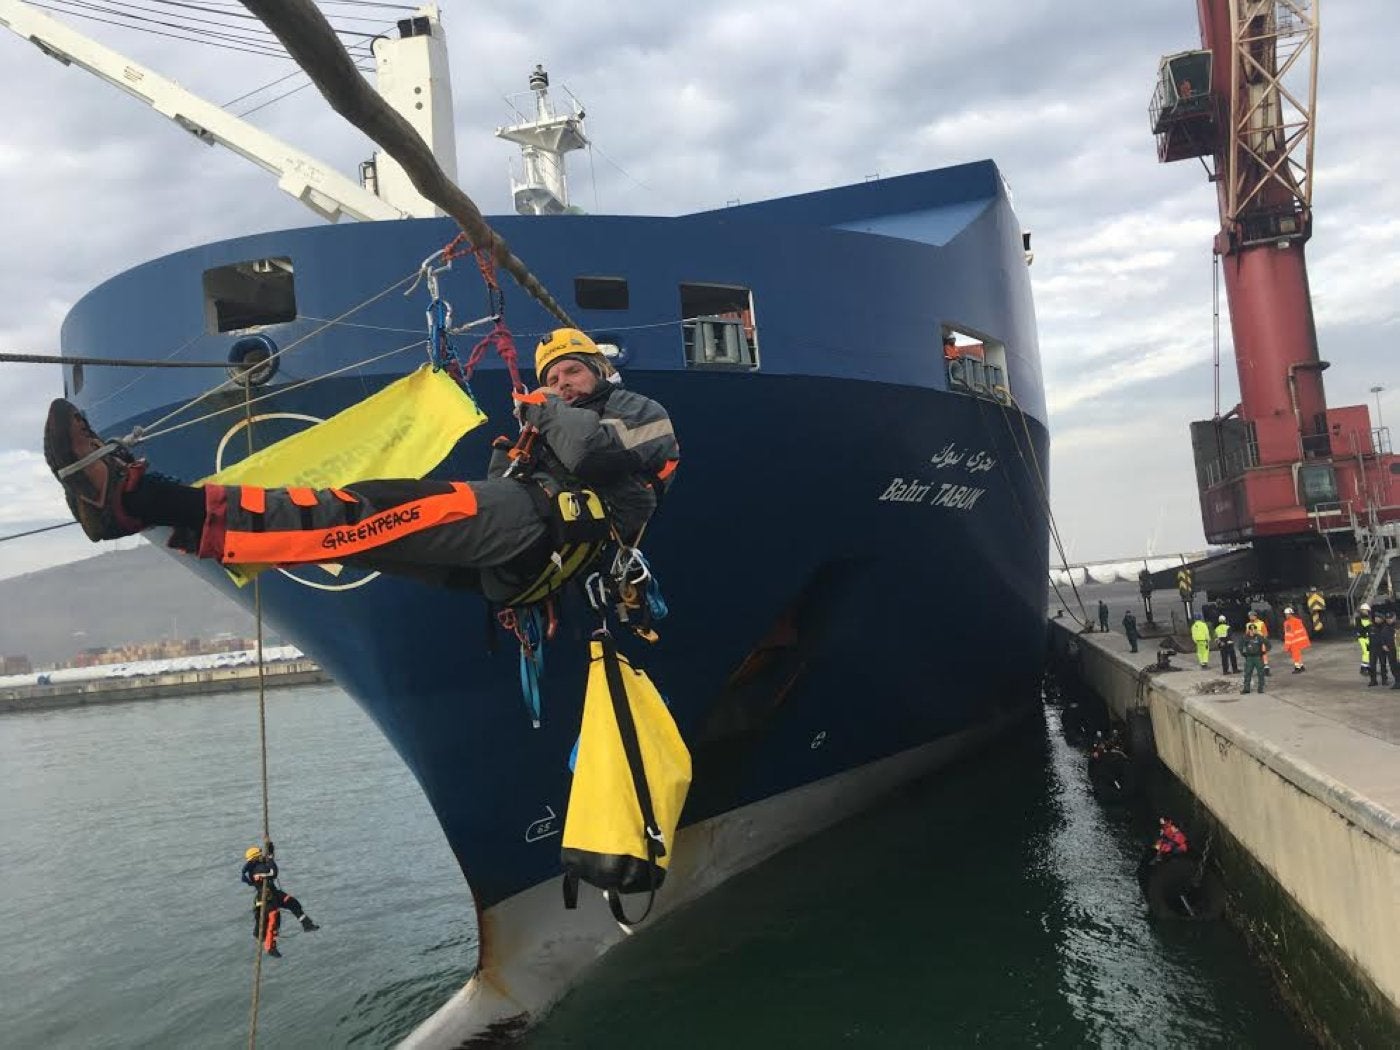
[0,0,414,222]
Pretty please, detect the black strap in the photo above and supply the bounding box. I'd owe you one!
[606,856,658,925]
[562,872,579,910]
[598,633,665,860]
[597,632,665,927]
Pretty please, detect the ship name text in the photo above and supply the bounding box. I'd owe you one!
[877,478,986,511]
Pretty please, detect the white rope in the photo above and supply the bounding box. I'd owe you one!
[132,270,420,441]
[138,339,425,443]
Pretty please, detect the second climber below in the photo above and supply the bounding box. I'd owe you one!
[241,843,318,958]
[43,330,679,605]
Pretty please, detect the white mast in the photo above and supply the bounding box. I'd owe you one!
[0,0,461,222]
[495,65,588,215]
[363,5,458,216]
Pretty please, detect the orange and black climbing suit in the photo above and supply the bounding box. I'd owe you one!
[198,479,481,565]
[242,857,310,953]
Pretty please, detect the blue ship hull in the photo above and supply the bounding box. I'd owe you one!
[62,161,1049,1027]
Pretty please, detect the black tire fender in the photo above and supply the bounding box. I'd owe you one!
[1088,750,1139,799]
[1140,853,1225,920]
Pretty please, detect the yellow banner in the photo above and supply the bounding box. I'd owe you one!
[201,365,486,488]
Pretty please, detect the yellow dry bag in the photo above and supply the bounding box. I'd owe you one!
[561,633,691,923]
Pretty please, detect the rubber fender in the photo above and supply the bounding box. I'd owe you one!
[1138,852,1225,921]
[1127,709,1155,756]
[1087,750,1139,800]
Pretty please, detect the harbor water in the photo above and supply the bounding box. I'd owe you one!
[1,683,1314,1048]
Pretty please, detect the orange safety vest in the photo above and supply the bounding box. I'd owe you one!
[1283,616,1311,651]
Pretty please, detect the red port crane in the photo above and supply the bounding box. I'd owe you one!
[1146,0,1398,620]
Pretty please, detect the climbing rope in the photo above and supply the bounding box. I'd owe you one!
[238,379,275,1050]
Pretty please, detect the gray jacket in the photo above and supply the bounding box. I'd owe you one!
[499,382,679,540]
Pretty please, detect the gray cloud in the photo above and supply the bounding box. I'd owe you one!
[0,0,1396,580]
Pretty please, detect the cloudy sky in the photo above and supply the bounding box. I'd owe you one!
[0,0,1396,580]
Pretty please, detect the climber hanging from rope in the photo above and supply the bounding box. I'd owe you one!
[242,843,319,959]
[42,329,678,607]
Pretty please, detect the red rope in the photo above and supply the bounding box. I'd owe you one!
[463,321,527,393]
[440,231,472,263]
[472,246,501,293]
[436,232,522,390]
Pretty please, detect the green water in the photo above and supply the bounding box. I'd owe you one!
[0,686,1313,1048]
[528,706,1313,1048]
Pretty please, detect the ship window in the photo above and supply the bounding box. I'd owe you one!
[681,283,759,369]
[943,328,1010,403]
[575,277,629,310]
[203,257,297,334]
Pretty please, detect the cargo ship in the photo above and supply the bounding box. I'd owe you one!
[6,3,1051,1039]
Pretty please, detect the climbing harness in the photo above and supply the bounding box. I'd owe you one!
[585,540,669,644]
[417,230,670,722]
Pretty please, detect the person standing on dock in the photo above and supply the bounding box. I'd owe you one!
[242,844,319,958]
[1215,615,1238,674]
[1097,600,1109,632]
[1122,610,1140,653]
[1369,611,1399,689]
[1281,607,1311,674]
[1247,611,1272,676]
[1190,615,1212,669]
[1356,604,1373,677]
[1240,623,1268,694]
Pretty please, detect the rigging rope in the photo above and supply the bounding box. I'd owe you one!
[239,378,274,1050]
[238,0,578,329]
[971,392,1091,630]
[998,392,1093,627]
[139,339,423,442]
[0,352,234,368]
[0,520,77,543]
[43,0,384,58]
[129,270,420,443]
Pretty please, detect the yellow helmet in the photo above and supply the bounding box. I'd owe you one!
[535,328,603,383]
[245,846,263,862]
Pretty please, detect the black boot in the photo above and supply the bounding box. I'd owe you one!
[301,916,320,932]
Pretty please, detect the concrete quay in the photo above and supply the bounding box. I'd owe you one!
[1049,619,1400,1039]
[0,659,329,713]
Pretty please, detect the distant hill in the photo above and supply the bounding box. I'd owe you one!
[0,546,261,666]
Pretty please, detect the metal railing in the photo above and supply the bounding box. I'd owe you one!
[682,317,759,369]
[1202,437,1260,487]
